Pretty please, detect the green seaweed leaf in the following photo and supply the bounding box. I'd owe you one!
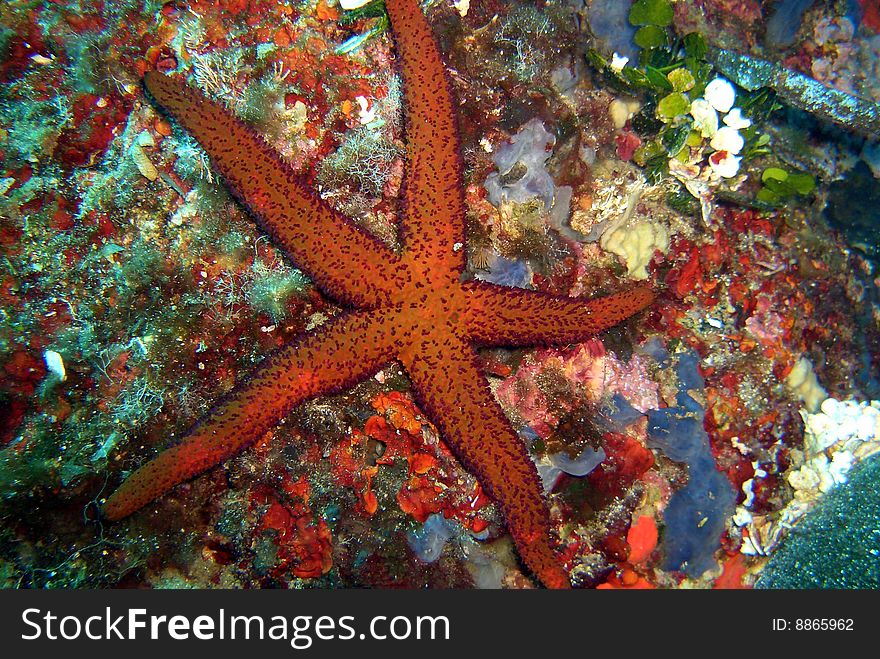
[634,25,667,49]
[787,172,816,195]
[662,124,691,155]
[629,0,674,27]
[645,65,673,91]
[762,167,788,183]
[756,187,780,204]
[757,167,815,205]
[667,67,695,93]
[657,92,690,119]
[683,32,708,59]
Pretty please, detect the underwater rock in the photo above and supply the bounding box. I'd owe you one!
[765,0,816,48]
[757,453,880,588]
[712,49,880,138]
[863,140,880,177]
[825,160,880,259]
[587,0,639,60]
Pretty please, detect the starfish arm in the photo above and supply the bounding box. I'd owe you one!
[400,333,570,588]
[143,71,401,308]
[462,280,654,346]
[102,310,395,521]
[385,0,467,276]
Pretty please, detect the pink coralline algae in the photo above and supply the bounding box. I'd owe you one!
[497,339,659,439]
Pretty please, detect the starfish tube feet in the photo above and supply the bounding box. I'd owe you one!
[103,310,394,520]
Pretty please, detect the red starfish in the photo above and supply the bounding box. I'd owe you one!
[103,0,653,589]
